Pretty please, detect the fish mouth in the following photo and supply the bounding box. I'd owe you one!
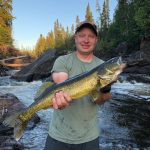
[98,63,126,88]
[119,63,126,70]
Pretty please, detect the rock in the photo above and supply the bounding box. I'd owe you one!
[0,123,13,136]
[126,74,150,83]
[0,46,22,58]
[140,37,150,50]
[115,42,128,56]
[0,93,40,149]
[124,48,150,75]
[11,49,62,82]
[0,64,9,76]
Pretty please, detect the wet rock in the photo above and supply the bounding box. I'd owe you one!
[11,49,64,82]
[124,48,150,75]
[126,74,150,84]
[0,64,9,76]
[115,42,128,56]
[0,93,40,149]
[140,37,150,50]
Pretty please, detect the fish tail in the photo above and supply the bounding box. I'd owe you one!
[3,112,27,141]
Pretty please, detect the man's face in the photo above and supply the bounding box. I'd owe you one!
[74,28,98,55]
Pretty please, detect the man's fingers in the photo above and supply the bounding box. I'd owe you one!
[55,92,63,107]
[59,91,70,107]
[63,92,72,102]
[52,91,71,109]
[52,97,58,109]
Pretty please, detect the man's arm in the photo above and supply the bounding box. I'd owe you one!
[52,72,68,83]
[94,85,112,105]
[52,72,72,109]
[94,93,112,105]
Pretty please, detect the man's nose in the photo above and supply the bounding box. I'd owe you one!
[84,36,89,43]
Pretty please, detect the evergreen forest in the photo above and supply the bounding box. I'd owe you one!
[0,0,149,58]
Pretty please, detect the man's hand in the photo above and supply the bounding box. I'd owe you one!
[52,91,72,109]
[93,84,112,105]
[52,72,71,109]
[94,92,112,105]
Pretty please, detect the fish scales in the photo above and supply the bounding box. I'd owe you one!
[19,71,98,122]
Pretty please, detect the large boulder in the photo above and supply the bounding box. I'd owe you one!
[121,38,150,83]
[115,42,128,56]
[126,74,150,83]
[0,93,40,149]
[0,64,9,76]
[124,48,150,75]
[11,49,59,82]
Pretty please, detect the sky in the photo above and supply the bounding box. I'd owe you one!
[12,0,118,49]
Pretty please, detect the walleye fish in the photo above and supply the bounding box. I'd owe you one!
[3,56,126,141]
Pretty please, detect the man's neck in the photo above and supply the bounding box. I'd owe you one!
[75,51,93,63]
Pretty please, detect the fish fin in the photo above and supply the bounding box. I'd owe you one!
[3,112,27,141]
[91,90,100,102]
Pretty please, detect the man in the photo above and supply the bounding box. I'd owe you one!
[44,21,112,150]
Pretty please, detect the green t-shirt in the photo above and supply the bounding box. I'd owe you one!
[48,52,104,144]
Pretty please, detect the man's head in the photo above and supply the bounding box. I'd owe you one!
[74,21,98,55]
[75,21,97,37]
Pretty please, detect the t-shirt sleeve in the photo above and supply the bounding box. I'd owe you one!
[51,56,68,73]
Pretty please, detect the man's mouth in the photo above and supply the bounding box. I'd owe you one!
[82,45,90,49]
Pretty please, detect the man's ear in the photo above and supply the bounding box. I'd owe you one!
[74,34,77,43]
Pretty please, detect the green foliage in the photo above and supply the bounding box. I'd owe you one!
[0,0,13,48]
[0,26,12,45]
[85,3,94,22]
[134,0,150,37]
[98,0,149,55]
[101,0,109,30]
[46,31,55,49]
[76,16,80,28]
[96,0,101,30]
[34,34,46,57]
[54,19,64,49]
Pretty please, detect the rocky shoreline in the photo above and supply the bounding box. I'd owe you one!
[0,93,40,149]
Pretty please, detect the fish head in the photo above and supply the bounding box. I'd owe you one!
[97,57,126,88]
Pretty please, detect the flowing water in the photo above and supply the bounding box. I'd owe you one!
[0,76,150,150]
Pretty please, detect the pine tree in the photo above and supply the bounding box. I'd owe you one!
[76,15,80,28]
[54,19,64,49]
[34,34,46,57]
[101,0,109,30]
[105,0,109,26]
[96,0,101,30]
[0,0,13,46]
[114,0,129,36]
[85,3,93,22]
[64,26,71,50]
[45,31,55,49]
[134,0,150,37]
[71,24,74,35]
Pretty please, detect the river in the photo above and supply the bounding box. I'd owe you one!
[0,75,150,150]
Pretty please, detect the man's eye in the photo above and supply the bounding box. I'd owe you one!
[89,35,95,38]
[79,34,85,38]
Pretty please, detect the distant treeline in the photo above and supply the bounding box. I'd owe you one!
[0,0,150,58]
